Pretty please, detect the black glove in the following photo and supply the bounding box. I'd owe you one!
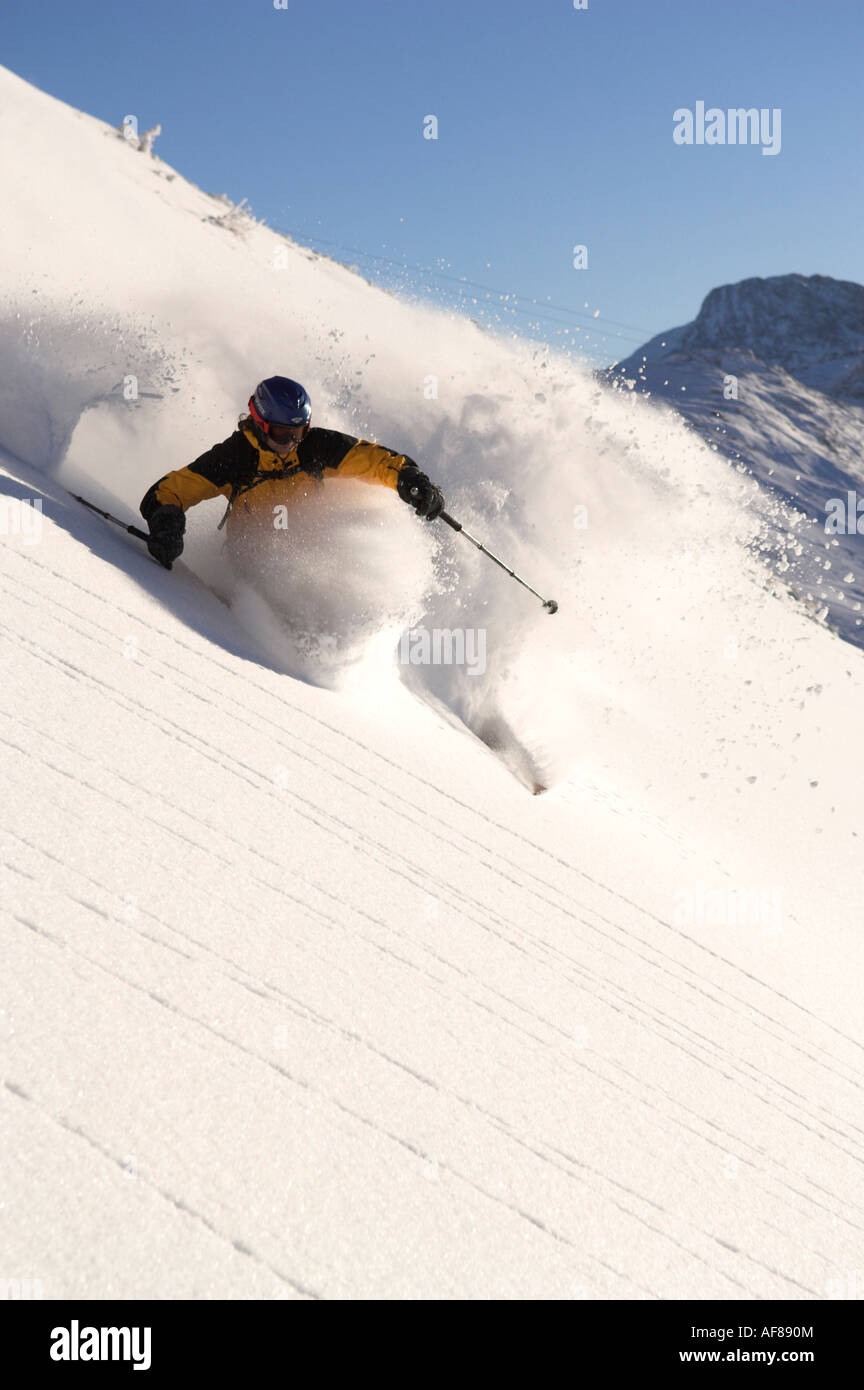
[397,464,444,521]
[146,504,185,569]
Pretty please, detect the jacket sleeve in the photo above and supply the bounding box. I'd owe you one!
[296,428,416,489]
[337,441,414,488]
[140,435,250,523]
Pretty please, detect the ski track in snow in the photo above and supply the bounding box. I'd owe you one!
[2,522,863,1299]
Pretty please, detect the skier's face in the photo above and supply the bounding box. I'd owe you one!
[266,422,307,455]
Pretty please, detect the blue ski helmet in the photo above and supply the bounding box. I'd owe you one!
[249,376,312,431]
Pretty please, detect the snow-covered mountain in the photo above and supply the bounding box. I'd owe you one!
[2,65,864,1301]
[606,275,864,647]
[620,274,864,400]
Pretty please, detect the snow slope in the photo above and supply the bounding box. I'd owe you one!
[2,66,864,1300]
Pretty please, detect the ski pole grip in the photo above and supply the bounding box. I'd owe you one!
[438,510,462,533]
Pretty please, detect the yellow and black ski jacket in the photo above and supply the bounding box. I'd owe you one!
[140,424,418,533]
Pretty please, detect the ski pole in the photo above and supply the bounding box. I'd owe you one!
[434,507,558,614]
[72,494,151,546]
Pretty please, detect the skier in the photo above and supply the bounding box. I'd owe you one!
[140,376,445,569]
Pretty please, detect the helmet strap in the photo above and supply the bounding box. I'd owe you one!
[248,396,269,433]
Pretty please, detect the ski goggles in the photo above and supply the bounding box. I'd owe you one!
[248,398,309,444]
[265,420,307,444]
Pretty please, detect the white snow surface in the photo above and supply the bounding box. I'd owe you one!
[1,65,863,1301]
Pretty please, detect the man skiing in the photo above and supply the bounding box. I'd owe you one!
[140,376,444,569]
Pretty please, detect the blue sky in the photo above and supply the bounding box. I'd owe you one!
[3,0,863,364]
